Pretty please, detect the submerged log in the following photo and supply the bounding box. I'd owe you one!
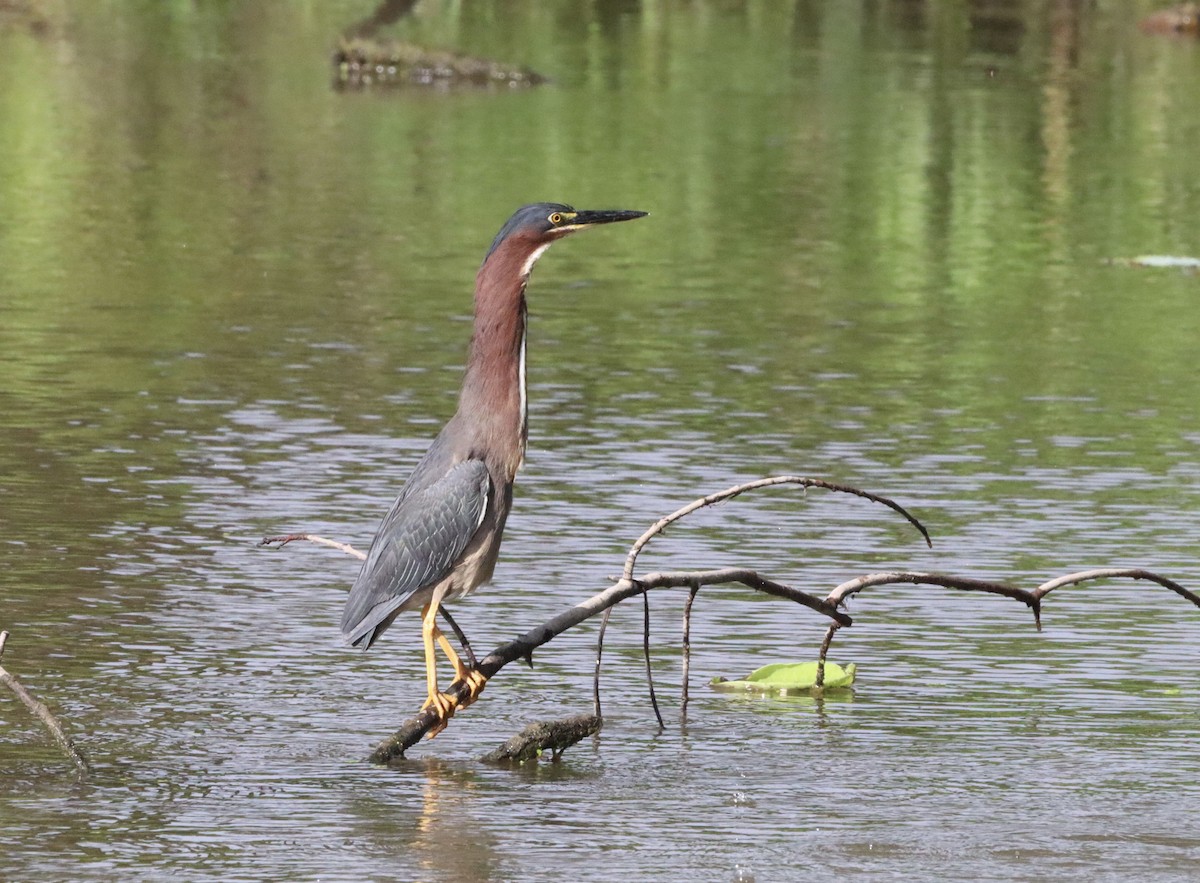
[481,714,602,764]
[333,38,548,90]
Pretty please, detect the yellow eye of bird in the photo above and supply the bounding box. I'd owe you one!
[548,212,563,225]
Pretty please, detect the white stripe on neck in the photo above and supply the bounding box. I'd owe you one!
[519,242,553,278]
[517,321,527,470]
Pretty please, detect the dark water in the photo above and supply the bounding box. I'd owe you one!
[2,2,1199,880]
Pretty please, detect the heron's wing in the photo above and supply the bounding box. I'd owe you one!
[340,458,490,648]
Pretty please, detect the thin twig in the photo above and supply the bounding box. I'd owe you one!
[259,533,366,559]
[822,568,1200,633]
[641,589,664,730]
[0,631,91,776]
[681,581,700,709]
[593,607,612,719]
[815,622,842,689]
[826,571,1033,610]
[262,494,1198,763]
[622,476,931,581]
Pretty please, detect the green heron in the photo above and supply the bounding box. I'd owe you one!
[341,203,647,736]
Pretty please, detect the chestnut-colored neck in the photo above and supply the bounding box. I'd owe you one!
[456,235,536,480]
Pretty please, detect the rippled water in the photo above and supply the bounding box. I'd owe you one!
[3,2,1200,881]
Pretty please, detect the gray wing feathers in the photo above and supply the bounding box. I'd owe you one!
[341,459,490,648]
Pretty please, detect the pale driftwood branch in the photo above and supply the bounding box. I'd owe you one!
[369,567,849,763]
[622,475,932,581]
[0,631,91,776]
[480,714,602,763]
[827,571,1035,615]
[815,568,1200,669]
[824,568,1200,632]
[1032,568,1200,607]
[259,533,366,559]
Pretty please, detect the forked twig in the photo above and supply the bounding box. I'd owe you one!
[259,533,366,559]
[596,476,925,720]
[369,567,848,763]
[824,568,1200,631]
[816,568,1200,664]
[827,571,1033,614]
[1032,568,1200,607]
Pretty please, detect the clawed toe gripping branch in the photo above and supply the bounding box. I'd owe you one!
[261,474,1198,763]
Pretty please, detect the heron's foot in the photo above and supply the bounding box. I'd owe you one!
[449,668,488,711]
[420,690,457,739]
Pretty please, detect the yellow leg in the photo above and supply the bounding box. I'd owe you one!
[418,591,489,739]
[419,600,455,737]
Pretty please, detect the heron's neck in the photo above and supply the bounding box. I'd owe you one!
[458,247,532,477]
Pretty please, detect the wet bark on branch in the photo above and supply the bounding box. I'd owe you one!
[480,714,602,764]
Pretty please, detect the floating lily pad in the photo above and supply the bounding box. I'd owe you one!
[710,661,856,695]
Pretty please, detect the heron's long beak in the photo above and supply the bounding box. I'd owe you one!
[570,209,649,227]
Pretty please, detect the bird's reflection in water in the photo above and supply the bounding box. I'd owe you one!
[410,758,501,883]
[346,757,502,881]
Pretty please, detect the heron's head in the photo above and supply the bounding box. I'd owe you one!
[482,203,647,275]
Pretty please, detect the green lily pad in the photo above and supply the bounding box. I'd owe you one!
[710,661,856,695]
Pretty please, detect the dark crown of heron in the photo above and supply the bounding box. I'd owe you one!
[482,202,579,264]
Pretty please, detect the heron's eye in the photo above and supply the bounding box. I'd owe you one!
[548,212,563,225]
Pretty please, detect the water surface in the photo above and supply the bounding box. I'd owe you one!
[2,2,1199,880]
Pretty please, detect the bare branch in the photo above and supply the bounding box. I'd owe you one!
[0,630,91,776]
[369,567,848,763]
[1033,568,1200,609]
[622,475,931,581]
[259,533,366,560]
[826,571,1035,610]
[261,482,1198,764]
[823,568,1200,633]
